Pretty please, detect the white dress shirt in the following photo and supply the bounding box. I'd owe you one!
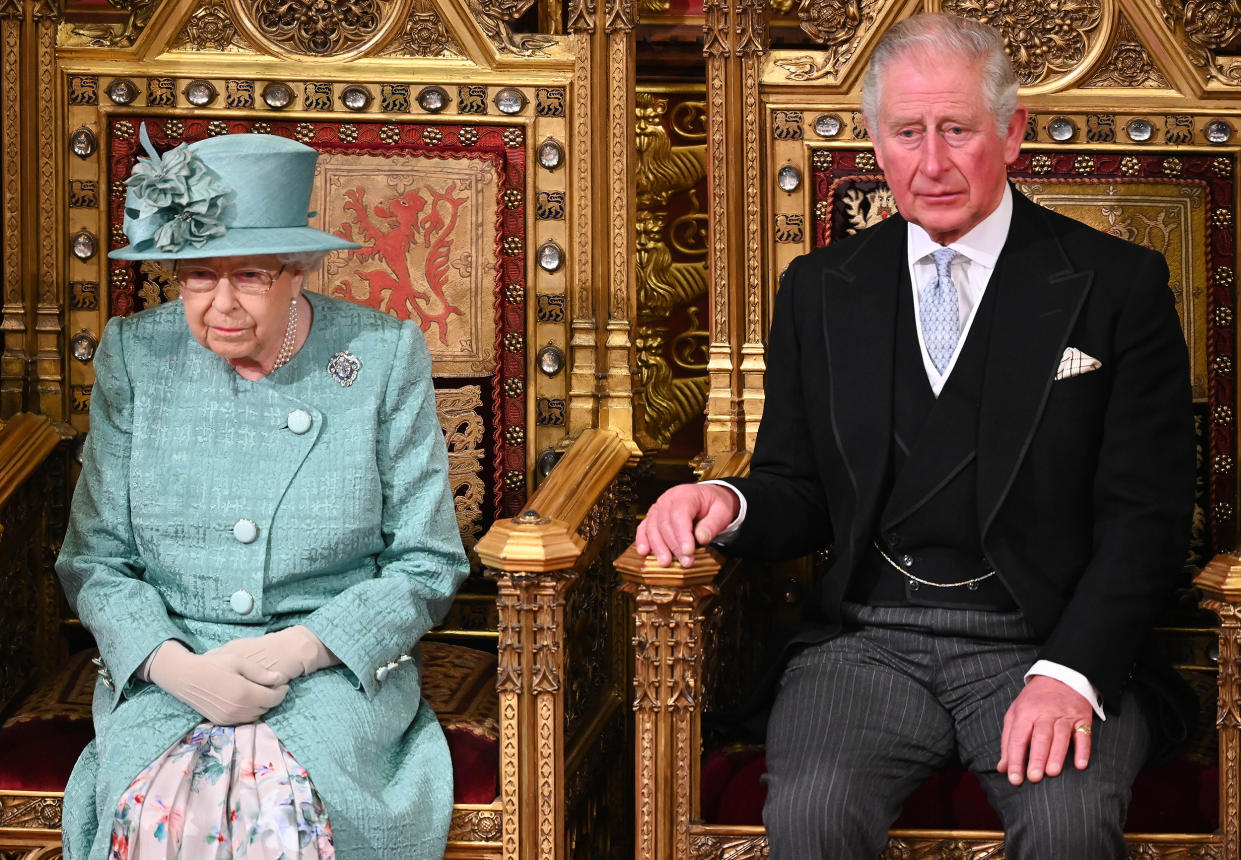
[705,185,1105,718]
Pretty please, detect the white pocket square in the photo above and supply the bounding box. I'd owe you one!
[1055,347,1102,381]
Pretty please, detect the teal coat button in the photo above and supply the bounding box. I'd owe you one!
[233,518,258,544]
[288,409,312,435]
[229,589,254,615]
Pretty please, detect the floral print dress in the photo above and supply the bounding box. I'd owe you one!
[109,722,334,860]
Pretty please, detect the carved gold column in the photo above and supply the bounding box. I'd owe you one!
[1197,552,1241,859]
[478,428,632,860]
[31,0,60,420]
[735,0,767,452]
[598,0,639,451]
[702,0,768,455]
[483,515,582,860]
[567,0,599,436]
[0,0,26,417]
[618,545,719,860]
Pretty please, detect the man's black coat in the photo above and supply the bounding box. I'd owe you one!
[724,188,1195,727]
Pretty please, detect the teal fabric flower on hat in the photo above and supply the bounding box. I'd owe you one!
[123,123,233,253]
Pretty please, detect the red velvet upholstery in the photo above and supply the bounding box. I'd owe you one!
[700,747,1218,831]
[0,650,95,791]
[0,643,501,804]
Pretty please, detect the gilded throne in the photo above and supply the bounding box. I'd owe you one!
[620,1,1241,858]
[0,0,645,858]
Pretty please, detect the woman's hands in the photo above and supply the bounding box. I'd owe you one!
[146,628,337,725]
[210,625,339,683]
[146,640,289,726]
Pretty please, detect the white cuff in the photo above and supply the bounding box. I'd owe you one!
[699,479,747,542]
[1026,660,1106,720]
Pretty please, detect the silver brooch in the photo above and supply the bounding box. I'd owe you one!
[327,351,361,387]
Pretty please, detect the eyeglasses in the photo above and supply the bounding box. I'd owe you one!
[174,265,286,295]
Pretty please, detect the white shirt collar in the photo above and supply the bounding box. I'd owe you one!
[906,184,1013,267]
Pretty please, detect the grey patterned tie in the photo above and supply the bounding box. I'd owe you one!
[920,248,962,374]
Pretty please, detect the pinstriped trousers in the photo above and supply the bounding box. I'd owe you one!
[762,603,1150,860]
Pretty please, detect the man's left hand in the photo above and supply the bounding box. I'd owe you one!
[997,674,1093,785]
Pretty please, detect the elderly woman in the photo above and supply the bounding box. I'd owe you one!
[56,128,469,859]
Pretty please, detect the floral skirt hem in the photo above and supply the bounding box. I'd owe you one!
[109,721,335,860]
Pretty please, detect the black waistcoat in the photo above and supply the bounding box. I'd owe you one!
[848,259,1018,611]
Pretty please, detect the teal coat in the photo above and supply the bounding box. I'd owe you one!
[56,291,470,859]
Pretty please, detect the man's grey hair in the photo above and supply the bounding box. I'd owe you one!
[861,13,1019,136]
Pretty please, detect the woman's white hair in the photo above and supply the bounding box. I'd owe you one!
[157,251,329,271]
[275,250,329,271]
[861,13,1019,137]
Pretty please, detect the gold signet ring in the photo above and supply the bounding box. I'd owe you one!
[1074,725,1092,736]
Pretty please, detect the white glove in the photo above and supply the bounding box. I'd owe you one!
[147,640,289,726]
[210,625,339,683]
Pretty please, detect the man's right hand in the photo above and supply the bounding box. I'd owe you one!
[634,483,740,568]
[147,639,290,726]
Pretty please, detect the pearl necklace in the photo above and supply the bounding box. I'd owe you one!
[271,296,298,372]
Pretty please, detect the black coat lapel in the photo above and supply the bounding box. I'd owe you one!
[821,216,905,548]
[978,189,1093,536]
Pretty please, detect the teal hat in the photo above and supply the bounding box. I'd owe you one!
[111,124,361,260]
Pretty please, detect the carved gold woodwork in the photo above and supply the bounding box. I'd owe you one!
[447,804,505,845]
[702,0,770,455]
[633,89,709,452]
[1,11,24,417]
[939,0,1105,87]
[0,794,61,834]
[635,93,706,209]
[172,0,250,53]
[635,326,708,450]
[1165,0,1241,86]
[437,385,487,555]
[1083,13,1170,88]
[619,544,723,860]
[58,0,157,48]
[1196,553,1241,860]
[34,14,59,421]
[482,429,634,860]
[688,832,771,859]
[773,0,874,83]
[380,0,464,56]
[466,0,556,54]
[224,0,410,59]
[594,0,640,452]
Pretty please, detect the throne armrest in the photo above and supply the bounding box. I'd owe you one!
[616,451,749,860]
[1194,552,1241,858]
[0,414,64,717]
[477,428,633,573]
[473,428,635,858]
